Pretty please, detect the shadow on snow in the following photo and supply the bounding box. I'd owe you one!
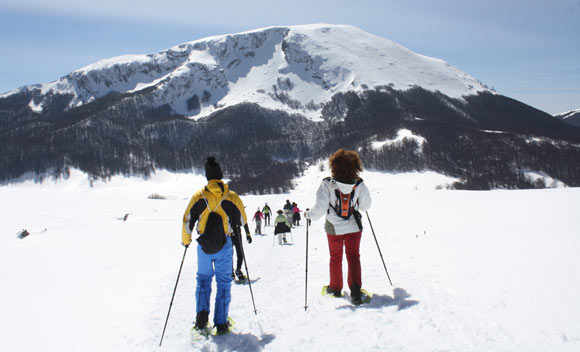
[337,287,419,311]
[236,277,262,285]
[201,332,276,352]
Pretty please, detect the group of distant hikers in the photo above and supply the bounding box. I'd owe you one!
[172,148,372,336]
[250,198,308,245]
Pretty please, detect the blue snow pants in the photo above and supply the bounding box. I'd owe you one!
[196,236,233,325]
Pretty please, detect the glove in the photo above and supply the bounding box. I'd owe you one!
[182,234,192,247]
[182,243,189,248]
[246,235,252,244]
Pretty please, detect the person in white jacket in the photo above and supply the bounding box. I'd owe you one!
[306,149,372,304]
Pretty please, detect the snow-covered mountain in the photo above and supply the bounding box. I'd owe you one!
[1,24,489,121]
[555,109,580,127]
[1,24,579,191]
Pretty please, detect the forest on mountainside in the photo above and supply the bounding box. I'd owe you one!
[1,87,579,193]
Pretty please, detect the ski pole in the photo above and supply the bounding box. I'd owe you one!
[238,228,258,315]
[366,211,393,286]
[159,245,188,347]
[304,221,309,311]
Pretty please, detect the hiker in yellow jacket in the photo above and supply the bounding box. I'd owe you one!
[182,156,251,333]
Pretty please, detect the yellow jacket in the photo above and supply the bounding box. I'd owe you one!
[182,180,248,246]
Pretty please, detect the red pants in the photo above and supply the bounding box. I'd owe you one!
[327,231,362,291]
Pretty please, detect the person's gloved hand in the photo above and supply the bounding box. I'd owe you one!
[182,243,189,248]
[246,235,252,244]
[182,234,192,247]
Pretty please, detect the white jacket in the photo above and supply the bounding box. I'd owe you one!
[308,177,372,235]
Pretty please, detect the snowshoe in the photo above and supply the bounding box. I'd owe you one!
[192,317,235,339]
[235,269,246,281]
[192,324,212,339]
[234,269,247,284]
[215,320,232,335]
[191,311,211,339]
[352,288,373,305]
[321,285,343,297]
[214,317,235,336]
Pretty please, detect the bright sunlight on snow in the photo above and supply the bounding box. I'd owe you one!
[1,167,579,351]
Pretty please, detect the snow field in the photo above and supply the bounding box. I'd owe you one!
[1,168,579,351]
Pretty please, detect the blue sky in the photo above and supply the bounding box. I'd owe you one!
[1,0,578,114]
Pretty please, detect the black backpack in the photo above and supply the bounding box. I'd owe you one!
[196,191,230,254]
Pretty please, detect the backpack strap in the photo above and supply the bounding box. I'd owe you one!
[329,178,363,220]
[200,190,231,236]
[201,190,230,213]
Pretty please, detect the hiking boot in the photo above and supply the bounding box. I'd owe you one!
[326,286,342,297]
[350,284,362,304]
[216,321,231,334]
[195,310,209,329]
[235,269,246,281]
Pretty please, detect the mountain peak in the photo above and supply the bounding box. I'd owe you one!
[2,24,490,120]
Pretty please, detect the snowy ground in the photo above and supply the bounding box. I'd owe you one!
[1,167,579,352]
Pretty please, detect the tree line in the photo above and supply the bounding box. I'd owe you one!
[1,86,579,192]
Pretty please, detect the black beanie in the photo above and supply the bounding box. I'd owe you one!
[205,156,223,180]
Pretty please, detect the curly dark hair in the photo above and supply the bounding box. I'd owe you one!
[329,149,363,183]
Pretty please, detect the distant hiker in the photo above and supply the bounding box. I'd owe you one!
[304,208,312,227]
[252,208,264,235]
[306,149,372,304]
[262,203,272,226]
[274,209,292,245]
[283,200,293,227]
[292,203,302,226]
[182,156,252,333]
